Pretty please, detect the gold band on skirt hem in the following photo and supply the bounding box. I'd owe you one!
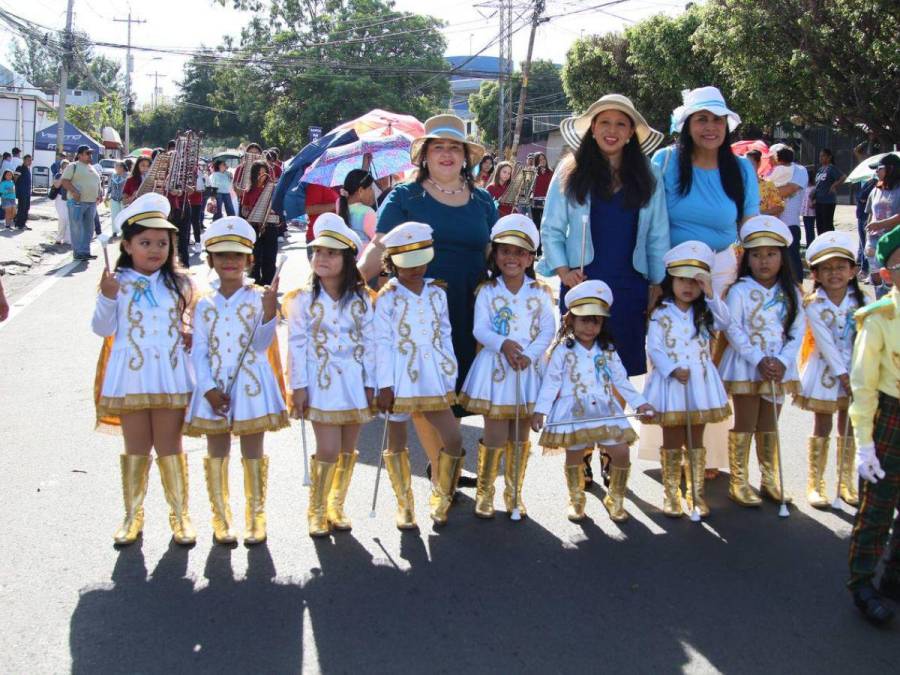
[646,404,732,427]
[792,395,849,414]
[456,394,534,419]
[540,425,637,454]
[307,406,372,425]
[97,393,191,419]
[391,393,457,413]
[183,411,290,437]
[723,380,799,396]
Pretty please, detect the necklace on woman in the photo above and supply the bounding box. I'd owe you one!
[427,178,466,196]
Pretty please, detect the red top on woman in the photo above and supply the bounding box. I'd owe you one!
[122,176,142,198]
[532,168,553,199]
[486,183,514,216]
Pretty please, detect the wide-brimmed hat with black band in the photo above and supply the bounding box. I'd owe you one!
[559,94,664,155]
[410,114,485,166]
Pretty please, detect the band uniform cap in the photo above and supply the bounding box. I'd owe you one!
[565,279,613,317]
[805,231,857,266]
[491,213,540,252]
[203,216,256,254]
[115,192,175,233]
[382,221,435,268]
[410,114,485,167]
[739,215,793,249]
[310,212,362,251]
[670,86,742,134]
[876,223,900,266]
[664,240,715,279]
[560,93,664,155]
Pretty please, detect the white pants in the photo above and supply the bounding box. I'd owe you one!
[54,196,70,244]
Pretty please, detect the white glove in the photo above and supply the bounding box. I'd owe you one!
[857,443,885,484]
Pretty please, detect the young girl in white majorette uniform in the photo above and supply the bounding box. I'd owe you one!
[183,216,289,545]
[458,214,555,520]
[531,280,655,523]
[719,216,805,507]
[374,222,462,528]
[284,213,376,538]
[92,193,196,546]
[643,241,732,518]
[794,231,864,508]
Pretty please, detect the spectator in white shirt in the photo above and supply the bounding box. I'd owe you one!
[769,144,807,280]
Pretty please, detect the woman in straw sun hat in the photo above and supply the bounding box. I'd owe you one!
[359,113,498,487]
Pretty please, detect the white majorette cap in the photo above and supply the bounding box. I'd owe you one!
[670,86,742,134]
[381,222,435,268]
[115,192,175,233]
[739,215,793,249]
[805,230,858,266]
[202,216,256,254]
[309,212,362,251]
[565,279,613,317]
[491,213,540,252]
[664,240,715,279]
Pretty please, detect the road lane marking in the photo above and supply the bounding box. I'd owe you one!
[0,260,80,331]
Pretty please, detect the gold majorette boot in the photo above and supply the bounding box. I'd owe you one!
[384,449,417,530]
[474,442,504,518]
[659,448,684,517]
[806,436,830,509]
[565,463,586,521]
[157,453,197,545]
[308,455,337,538]
[503,441,531,518]
[429,450,464,525]
[728,431,761,506]
[113,454,151,546]
[603,465,631,523]
[755,431,792,503]
[203,456,236,544]
[242,456,269,545]
[836,436,860,506]
[684,447,710,517]
[327,451,358,531]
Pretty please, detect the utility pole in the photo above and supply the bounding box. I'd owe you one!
[510,0,546,158]
[113,12,146,154]
[497,0,514,158]
[146,72,167,109]
[56,0,75,154]
[497,3,505,158]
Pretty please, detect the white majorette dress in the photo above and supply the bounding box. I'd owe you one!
[535,281,648,451]
[92,195,194,428]
[644,241,732,426]
[794,231,860,414]
[284,218,375,425]
[184,281,289,435]
[460,213,555,417]
[718,217,805,400]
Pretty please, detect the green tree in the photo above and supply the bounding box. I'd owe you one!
[469,59,565,147]
[177,51,246,139]
[130,105,183,149]
[7,34,122,94]
[696,0,900,143]
[63,93,124,139]
[561,33,635,116]
[8,35,57,88]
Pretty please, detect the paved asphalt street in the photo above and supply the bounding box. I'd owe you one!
[1,217,899,673]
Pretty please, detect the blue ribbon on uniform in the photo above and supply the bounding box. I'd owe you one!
[132,277,159,308]
[763,290,786,319]
[594,354,611,381]
[492,307,513,336]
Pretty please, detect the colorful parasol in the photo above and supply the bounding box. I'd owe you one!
[302,134,415,187]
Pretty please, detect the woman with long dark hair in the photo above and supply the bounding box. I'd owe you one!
[121,156,150,206]
[337,169,376,251]
[537,94,670,377]
[530,152,553,227]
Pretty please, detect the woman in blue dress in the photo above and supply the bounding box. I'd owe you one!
[359,114,498,490]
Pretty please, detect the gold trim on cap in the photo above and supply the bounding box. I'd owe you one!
[205,234,254,250]
[808,246,855,265]
[319,230,357,250]
[492,230,534,246]
[568,297,610,311]
[386,239,434,255]
[744,230,788,246]
[667,259,711,272]
[126,211,168,226]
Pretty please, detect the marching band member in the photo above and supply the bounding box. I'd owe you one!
[531,280,655,522]
[846,224,900,626]
[284,213,375,537]
[794,231,864,507]
[459,215,555,519]
[375,222,462,527]
[719,216,805,506]
[183,217,289,545]
[643,241,732,517]
[92,193,196,546]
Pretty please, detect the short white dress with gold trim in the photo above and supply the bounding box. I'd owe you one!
[284,286,375,425]
[91,268,194,426]
[643,297,732,426]
[183,284,289,436]
[374,278,458,413]
[535,341,647,452]
[459,277,555,418]
[718,277,805,402]
[793,288,858,414]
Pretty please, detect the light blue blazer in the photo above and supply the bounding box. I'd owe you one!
[535,162,670,284]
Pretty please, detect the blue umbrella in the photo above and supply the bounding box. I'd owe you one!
[302,134,415,187]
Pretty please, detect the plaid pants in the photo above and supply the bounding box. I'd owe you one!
[848,393,900,589]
